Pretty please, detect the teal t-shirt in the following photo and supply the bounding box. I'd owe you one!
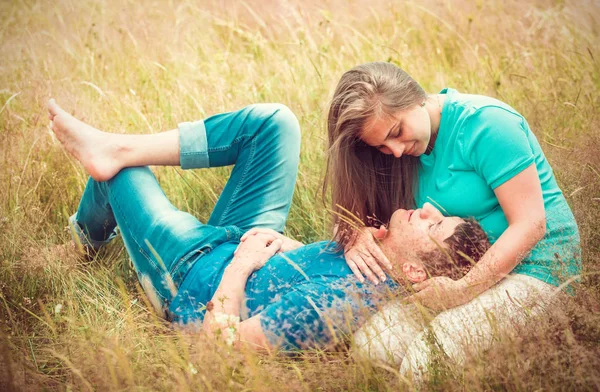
[417,88,581,286]
[168,241,400,349]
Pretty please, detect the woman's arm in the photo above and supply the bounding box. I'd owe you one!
[410,165,546,309]
[343,226,392,285]
[463,164,546,291]
[203,234,281,349]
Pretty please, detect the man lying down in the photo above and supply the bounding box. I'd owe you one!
[70,189,491,350]
[50,97,490,351]
[167,203,491,350]
[65,163,490,351]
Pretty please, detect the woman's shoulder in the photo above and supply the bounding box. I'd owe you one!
[439,89,536,168]
[444,88,526,125]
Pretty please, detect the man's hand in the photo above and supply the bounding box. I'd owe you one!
[344,226,392,285]
[236,228,303,255]
[230,233,283,274]
[405,277,474,311]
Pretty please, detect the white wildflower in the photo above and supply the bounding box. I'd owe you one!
[188,362,198,375]
[213,312,239,325]
[54,303,63,315]
[213,312,240,346]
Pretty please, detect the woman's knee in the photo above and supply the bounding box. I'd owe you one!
[398,313,474,379]
[352,303,427,365]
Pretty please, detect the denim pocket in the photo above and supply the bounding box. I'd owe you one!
[170,246,212,287]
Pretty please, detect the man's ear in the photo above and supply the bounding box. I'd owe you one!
[401,261,427,283]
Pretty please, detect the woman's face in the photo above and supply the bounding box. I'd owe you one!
[360,104,431,158]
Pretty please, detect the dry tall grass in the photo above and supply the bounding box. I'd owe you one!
[1,0,599,390]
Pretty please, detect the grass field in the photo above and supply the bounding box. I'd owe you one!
[1,0,600,390]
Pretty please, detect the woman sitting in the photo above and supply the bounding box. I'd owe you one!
[322,62,581,376]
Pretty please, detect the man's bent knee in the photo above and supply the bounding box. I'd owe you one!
[252,103,301,145]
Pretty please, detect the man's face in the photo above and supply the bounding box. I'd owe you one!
[380,202,465,283]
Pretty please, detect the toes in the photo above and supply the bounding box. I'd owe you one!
[47,98,63,117]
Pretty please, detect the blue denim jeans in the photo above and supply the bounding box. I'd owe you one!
[69,103,301,316]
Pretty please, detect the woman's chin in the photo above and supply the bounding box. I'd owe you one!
[408,142,424,157]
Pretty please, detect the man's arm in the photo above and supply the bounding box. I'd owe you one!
[203,234,281,350]
[202,263,272,349]
[238,315,272,349]
[235,228,304,255]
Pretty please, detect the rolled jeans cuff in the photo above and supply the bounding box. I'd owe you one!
[178,120,209,169]
[68,214,118,251]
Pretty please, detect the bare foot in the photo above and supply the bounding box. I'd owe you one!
[48,99,123,182]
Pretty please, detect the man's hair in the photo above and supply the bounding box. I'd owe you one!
[419,218,491,280]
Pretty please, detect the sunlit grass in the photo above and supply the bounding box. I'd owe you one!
[1,0,599,390]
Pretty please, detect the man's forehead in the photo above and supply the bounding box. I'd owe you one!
[450,216,464,225]
[438,216,464,239]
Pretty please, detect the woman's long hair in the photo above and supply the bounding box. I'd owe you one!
[323,62,426,247]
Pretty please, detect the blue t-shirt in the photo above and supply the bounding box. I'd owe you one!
[168,241,400,350]
[417,88,581,286]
